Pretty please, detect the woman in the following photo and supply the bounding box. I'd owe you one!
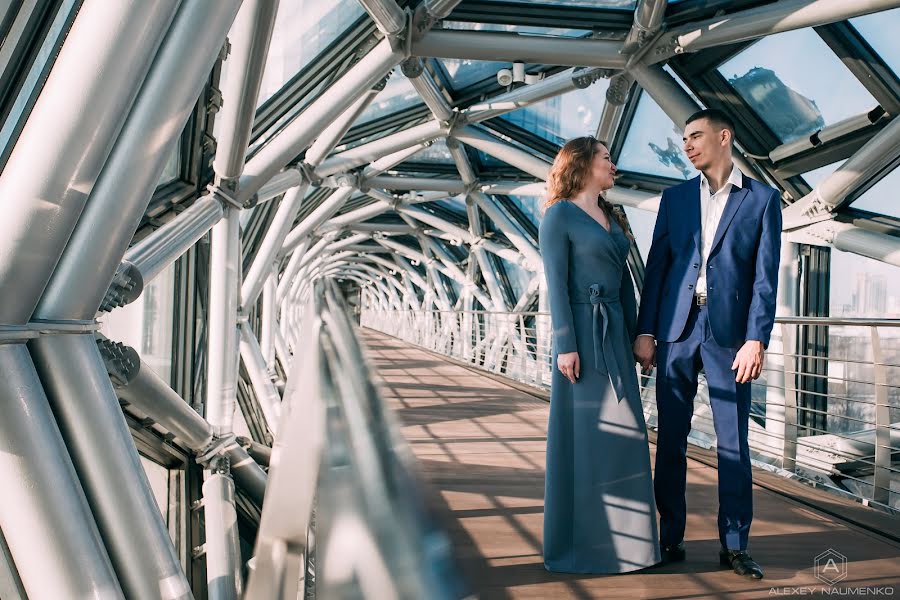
[540,136,660,574]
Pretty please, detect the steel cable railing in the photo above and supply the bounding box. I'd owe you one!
[362,307,900,514]
[246,281,469,600]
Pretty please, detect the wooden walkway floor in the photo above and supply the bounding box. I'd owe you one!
[361,329,900,600]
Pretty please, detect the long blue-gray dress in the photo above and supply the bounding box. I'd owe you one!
[540,200,661,574]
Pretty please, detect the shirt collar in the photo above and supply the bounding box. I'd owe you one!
[700,163,743,195]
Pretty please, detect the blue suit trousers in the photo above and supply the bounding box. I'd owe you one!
[654,304,753,551]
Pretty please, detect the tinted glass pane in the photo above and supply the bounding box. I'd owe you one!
[357,68,423,124]
[801,160,845,188]
[617,93,698,180]
[500,80,609,145]
[850,167,900,218]
[508,196,542,227]
[255,0,365,106]
[544,0,635,7]
[443,21,587,37]
[413,138,454,163]
[851,8,900,78]
[719,29,877,143]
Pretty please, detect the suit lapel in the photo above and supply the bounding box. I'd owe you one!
[687,176,701,252]
[709,175,749,253]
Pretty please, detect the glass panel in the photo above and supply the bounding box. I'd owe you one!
[849,166,900,218]
[507,196,542,227]
[0,0,77,164]
[100,262,175,385]
[617,93,698,180]
[499,79,609,145]
[623,206,657,262]
[827,253,900,435]
[719,29,877,143]
[851,8,900,78]
[499,257,532,300]
[438,58,511,89]
[157,143,181,186]
[140,456,169,524]
[255,0,365,107]
[357,68,423,124]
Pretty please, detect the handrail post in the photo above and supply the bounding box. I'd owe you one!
[870,326,891,506]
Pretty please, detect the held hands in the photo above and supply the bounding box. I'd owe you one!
[732,340,765,383]
[557,351,580,384]
[633,336,656,372]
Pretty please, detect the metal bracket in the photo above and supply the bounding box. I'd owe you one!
[208,183,244,210]
[572,67,615,89]
[195,433,240,469]
[296,161,321,186]
[0,319,102,344]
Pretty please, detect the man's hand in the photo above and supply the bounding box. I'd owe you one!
[633,336,656,371]
[732,340,765,383]
[557,351,580,384]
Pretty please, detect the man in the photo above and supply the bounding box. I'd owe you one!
[634,108,781,580]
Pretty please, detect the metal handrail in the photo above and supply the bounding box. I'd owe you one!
[247,282,469,600]
[362,306,900,513]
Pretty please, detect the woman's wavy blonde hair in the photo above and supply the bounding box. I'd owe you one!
[542,136,630,237]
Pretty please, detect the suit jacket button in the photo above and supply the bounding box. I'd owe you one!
[688,284,693,289]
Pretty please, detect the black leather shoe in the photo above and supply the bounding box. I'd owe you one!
[661,541,686,564]
[719,549,764,579]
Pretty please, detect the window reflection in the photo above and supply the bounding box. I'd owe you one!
[617,93,698,180]
[719,29,876,143]
[437,58,511,89]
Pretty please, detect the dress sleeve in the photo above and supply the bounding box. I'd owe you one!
[539,204,577,354]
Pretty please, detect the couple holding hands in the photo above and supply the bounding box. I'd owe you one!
[539,108,782,579]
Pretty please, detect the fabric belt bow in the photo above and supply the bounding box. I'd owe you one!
[589,283,627,404]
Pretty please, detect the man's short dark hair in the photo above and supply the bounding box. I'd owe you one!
[686,108,735,137]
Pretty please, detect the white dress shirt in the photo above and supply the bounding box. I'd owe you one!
[696,163,743,296]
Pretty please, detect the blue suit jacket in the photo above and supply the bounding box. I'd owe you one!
[636,173,782,348]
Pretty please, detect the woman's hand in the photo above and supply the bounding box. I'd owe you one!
[557,351,580,384]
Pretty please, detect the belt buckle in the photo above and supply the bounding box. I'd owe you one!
[695,294,707,306]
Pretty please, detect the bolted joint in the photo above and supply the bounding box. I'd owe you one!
[99,260,144,313]
[206,86,223,115]
[606,73,634,106]
[400,56,424,79]
[372,72,392,92]
[334,172,360,189]
[296,161,321,186]
[96,336,141,387]
[572,67,615,89]
[195,433,240,469]
[208,182,244,210]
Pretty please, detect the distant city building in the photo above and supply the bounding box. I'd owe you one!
[729,66,825,142]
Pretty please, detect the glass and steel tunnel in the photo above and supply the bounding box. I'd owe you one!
[0,0,898,598]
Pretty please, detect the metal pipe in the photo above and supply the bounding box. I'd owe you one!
[364,175,466,193]
[412,29,626,68]
[454,125,551,179]
[256,167,303,203]
[238,437,273,467]
[446,137,476,185]
[480,181,545,196]
[402,57,453,121]
[0,0,179,325]
[0,345,123,600]
[319,200,393,231]
[276,238,310,303]
[29,334,190,600]
[769,110,883,164]
[281,186,356,254]
[622,0,667,54]
[208,208,242,435]
[667,0,900,57]
[305,83,384,166]
[357,0,406,35]
[202,473,242,600]
[214,0,280,180]
[316,120,446,177]
[469,191,542,271]
[239,324,282,434]
[239,37,404,201]
[242,182,310,308]
[102,196,224,312]
[830,224,900,268]
[98,337,213,450]
[36,0,242,321]
[273,327,291,374]
[464,67,608,123]
[261,273,277,370]
[362,142,432,178]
